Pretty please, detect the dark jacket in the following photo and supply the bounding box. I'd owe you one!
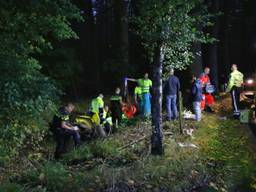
[52,107,70,129]
[110,94,122,113]
[191,79,203,102]
[164,75,180,95]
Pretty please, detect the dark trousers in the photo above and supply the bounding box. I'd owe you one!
[104,122,111,134]
[231,86,241,117]
[54,128,80,159]
[111,107,122,126]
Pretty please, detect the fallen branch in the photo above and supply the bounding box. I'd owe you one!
[119,135,148,151]
[119,131,174,151]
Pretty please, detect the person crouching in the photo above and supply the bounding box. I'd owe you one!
[51,103,81,159]
[102,105,113,134]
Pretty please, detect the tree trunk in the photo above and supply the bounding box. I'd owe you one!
[208,0,220,92]
[223,0,230,73]
[191,23,203,77]
[151,44,164,155]
[82,0,100,92]
[192,42,203,77]
[114,0,129,71]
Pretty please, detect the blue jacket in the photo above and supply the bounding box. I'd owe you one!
[164,75,180,95]
[191,79,203,102]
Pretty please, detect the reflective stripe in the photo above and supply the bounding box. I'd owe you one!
[91,97,104,113]
[102,110,113,126]
[134,87,142,94]
[110,95,121,101]
[232,89,239,112]
[234,111,240,115]
[103,110,107,119]
[134,87,142,98]
[138,79,152,93]
[55,111,69,121]
[103,117,113,126]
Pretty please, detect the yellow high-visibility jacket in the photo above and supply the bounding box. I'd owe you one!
[102,110,113,126]
[91,97,104,114]
[134,86,142,99]
[227,70,244,92]
[137,79,152,93]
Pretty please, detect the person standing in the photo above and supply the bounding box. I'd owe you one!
[134,86,142,114]
[164,68,180,120]
[200,67,214,112]
[127,73,152,117]
[191,76,203,121]
[226,64,244,118]
[200,67,211,87]
[110,87,123,128]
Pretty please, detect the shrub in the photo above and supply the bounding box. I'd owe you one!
[0,0,82,162]
[0,181,25,192]
[20,161,92,192]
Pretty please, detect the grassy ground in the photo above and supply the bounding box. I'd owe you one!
[1,97,256,192]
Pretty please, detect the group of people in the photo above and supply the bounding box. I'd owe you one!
[163,67,214,122]
[51,64,244,159]
[51,73,155,159]
[51,87,125,159]
[163,64,244,121]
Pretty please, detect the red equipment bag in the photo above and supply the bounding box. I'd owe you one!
[122,104,137,119]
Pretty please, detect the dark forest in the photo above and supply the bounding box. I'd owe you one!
[0,0,256,191]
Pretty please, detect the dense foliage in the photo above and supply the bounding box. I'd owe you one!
[133,0,214,73]
[0,0,82,163]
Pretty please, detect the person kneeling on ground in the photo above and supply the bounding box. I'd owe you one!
[102,105,113,134]
[191,76,203,121]
[51,103,81,159]
[89,94,108,137]
[90,94,104,122]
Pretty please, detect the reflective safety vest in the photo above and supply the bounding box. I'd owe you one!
[91,97,104,114]
[110,94,122,101]
[51,107,70,130]
[55,110,69,121]
[227,70,244,92]
[102,110,113,126]
[134,86,142,99]
[138,79,152,93]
